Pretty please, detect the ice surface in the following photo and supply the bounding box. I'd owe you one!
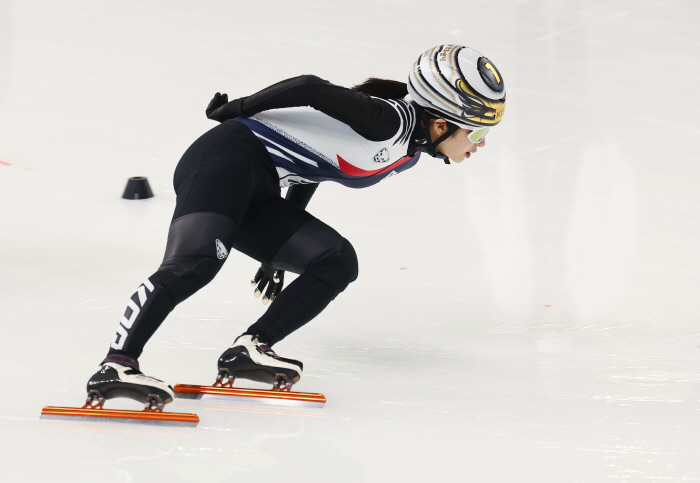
[1,1,700,481]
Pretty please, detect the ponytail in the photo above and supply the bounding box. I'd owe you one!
[351,78,408,100]
[352,78,441,125]
[352,78,451,147]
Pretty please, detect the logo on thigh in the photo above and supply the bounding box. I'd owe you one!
[216,239,229,259]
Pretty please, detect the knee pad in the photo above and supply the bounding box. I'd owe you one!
[154,256,222,304]
[303,238,359,294]
[304,238,358,293]
[271,219,359,293]
[153,212,237,305]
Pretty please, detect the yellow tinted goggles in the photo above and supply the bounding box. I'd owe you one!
[468,127,490,143]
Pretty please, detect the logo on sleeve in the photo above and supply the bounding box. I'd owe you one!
[216,239,229,259]
[373,148,390,163]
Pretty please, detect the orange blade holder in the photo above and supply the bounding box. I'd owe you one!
[174,384,326,404]
[40,405,200,424]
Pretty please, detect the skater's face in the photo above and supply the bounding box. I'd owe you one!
[430,120,487,163]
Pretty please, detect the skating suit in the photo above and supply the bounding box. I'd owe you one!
[224,75,423,188]
[106,76,426,359]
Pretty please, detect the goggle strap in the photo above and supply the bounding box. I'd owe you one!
[432,123,460,148]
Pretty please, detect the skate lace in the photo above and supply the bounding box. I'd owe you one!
[250,336,299,367]
[124,368,165,383]
[254,344,285,361]
[256,345,275,356]
[250,335,273,353]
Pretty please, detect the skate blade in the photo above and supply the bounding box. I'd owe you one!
[40,406,199,426]
[173,384,326,408]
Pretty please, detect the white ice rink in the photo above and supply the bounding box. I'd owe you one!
[2,1,700,481]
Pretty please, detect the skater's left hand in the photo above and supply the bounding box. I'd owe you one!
[205,92,245,123]
[251,264,284,305]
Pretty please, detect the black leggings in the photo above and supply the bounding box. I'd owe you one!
[107,120,358,361]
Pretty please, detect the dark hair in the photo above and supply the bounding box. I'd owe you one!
[351,78,408,100]
[351,77,443,130]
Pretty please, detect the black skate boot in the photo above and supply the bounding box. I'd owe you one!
[86,362,175,411]
[217,335,303,390]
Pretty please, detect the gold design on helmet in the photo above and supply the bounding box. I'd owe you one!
[429,51,461,107]
[439,44,457,62]
[414,62,461,116]
[484,62,501,83]
[455,79,506,126]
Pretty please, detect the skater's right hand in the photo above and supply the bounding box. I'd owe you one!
[205,92,244,123]
[251,264,284,305]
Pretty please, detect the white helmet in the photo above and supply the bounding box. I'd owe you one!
[408,45,506,128]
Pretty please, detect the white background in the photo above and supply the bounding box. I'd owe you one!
[1,1,699,481]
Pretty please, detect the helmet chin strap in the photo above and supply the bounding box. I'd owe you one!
[416,122,460,164]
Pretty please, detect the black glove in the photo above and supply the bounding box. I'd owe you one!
[205,92,245,123]
[251,264,284,305]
